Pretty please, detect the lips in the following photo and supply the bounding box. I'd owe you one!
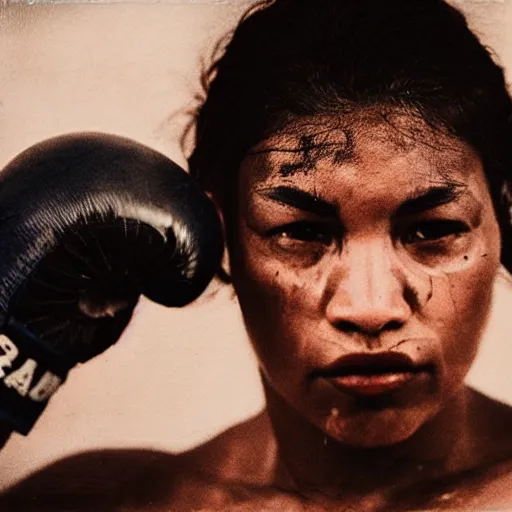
[315,352,433,397]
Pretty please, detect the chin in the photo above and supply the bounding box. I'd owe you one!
[322,404,437,448]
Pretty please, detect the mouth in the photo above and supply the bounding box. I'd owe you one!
[314,352,434,398]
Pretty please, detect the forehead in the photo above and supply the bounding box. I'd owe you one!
[240,110,482,192]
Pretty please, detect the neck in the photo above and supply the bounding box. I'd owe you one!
[265,382,478,498]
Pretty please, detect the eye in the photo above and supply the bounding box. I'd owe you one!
[268,221,334,244]
[403,220,469,245]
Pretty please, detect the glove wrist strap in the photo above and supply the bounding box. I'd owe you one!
[0,318,73,435]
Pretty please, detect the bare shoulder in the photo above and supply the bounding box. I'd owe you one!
[475,458,512,506]
[470,389,512,459]
[444,390,512,509]
[428,455,512,510]
[464,391,512,508]
[397,390,512,510]
[181,408,277,483]
[0,411,276,512]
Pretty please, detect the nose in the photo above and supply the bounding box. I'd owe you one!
[324,240,414,336]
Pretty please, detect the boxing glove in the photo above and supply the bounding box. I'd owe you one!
[0,133,224,435]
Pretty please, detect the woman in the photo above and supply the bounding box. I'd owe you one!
[1,0,512,510]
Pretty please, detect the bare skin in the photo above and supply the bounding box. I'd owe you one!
[1,395,512,511]
[1,110,511,511]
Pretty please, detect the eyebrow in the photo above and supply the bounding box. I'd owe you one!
[256,183,471,218]
[256,186,338,217]
[396,184,468,217]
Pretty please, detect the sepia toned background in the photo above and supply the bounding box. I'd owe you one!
[0,0,510,490]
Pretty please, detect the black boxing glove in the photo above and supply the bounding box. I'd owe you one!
[0,133,223,435]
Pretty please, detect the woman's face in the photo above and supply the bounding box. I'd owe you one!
[228,111,501,448]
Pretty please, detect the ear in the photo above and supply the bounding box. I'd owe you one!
[205,191,231,282]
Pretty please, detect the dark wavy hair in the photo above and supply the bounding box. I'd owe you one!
[187,0,512,272]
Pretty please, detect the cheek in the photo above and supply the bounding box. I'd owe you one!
[426,233,500,387]
[230,228,324,381]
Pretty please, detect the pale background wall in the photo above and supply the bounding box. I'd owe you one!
[0,0,510,490]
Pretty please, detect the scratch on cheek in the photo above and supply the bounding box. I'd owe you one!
[447,275,457,313]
